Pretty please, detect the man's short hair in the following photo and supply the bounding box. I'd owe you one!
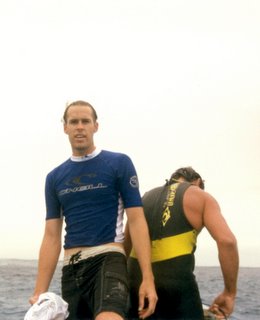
[62,100,98,123]
[169,167,205,190]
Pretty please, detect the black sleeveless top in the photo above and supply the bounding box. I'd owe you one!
[130,182,198,263]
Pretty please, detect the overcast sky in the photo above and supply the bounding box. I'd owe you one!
[0,0,259,267]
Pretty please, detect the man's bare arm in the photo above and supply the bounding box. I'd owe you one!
[29,218,63,304]
[126,207,158,319]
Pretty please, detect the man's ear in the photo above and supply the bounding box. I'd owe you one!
[63,124,68,134]
[94,121,99,133]
[191,178,201,188]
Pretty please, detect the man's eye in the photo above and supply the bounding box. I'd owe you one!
[69,119,78,125]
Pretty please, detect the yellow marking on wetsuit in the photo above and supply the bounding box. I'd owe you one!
[130,230,197,262]
[162,206,171,226]
[161,183,178,226]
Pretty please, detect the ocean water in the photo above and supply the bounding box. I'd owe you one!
[195,266,260,320]
[0,259,259,320]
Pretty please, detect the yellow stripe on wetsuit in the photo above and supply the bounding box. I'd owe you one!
[130,230,197,263]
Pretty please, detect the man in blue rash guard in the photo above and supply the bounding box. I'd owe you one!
[29,100,157,320]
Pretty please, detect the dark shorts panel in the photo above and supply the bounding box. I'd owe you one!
[62,252,129,320]
[128,256,204,320]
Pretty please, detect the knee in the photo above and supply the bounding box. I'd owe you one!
[95,311,124,320]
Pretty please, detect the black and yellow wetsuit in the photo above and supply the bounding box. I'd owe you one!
[128,182,204,319]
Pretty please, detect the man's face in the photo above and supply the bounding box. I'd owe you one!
[64,105,98,156]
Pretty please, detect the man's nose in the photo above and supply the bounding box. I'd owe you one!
[76,120,84,128]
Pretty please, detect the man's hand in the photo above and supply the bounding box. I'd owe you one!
[29,294,39,305]
[138,279,158,319]
[209,291,236,319]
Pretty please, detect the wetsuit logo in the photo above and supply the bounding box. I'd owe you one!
[162,183,178,227]
[162,207,171,226]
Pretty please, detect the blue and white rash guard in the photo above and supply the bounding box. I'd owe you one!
[45,149,142,249]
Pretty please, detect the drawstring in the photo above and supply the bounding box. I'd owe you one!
[69,251,82,287]
[69,251,82,265]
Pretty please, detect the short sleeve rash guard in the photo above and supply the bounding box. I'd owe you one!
[45,149,142,249]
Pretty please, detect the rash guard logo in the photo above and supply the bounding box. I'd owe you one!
[59,183,107,196]
[65,173,97,186]
[130,175,139,188]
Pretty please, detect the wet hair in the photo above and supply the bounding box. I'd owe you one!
[62,100,98,123]
[168,166,205,190]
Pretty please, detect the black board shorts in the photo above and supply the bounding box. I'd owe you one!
[62,251,129,320]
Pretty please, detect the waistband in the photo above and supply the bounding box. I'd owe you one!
[63,245,126,266]
[130,230,197,263]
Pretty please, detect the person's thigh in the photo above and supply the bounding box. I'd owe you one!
[179,279,204,319]
[62,264,84,320]
[93,252,129,319]
[152,278,204,319]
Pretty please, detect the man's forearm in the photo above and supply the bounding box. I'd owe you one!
[33,237,61,296]
[128,214,153,278]
[218,240,239,295]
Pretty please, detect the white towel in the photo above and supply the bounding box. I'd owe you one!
[24,292,69,320]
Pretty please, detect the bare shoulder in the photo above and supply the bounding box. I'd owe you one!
[183,186,205,209]
[184,186,219,208]
[184,186,236,243]
[183,186,220,231]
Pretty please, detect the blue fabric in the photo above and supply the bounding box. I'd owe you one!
[45,150,142,248]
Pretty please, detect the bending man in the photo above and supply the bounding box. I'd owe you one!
[126,167,238,319]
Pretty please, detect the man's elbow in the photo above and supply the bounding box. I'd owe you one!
[218,234,238,250]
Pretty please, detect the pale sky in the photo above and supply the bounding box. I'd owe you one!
[0,0,259,267]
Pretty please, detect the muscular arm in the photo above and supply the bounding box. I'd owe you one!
[126,207,157,319]
[203,193,239,293]
[203,193,239,316]
[29,218,63,304]
[184,188,239,316]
